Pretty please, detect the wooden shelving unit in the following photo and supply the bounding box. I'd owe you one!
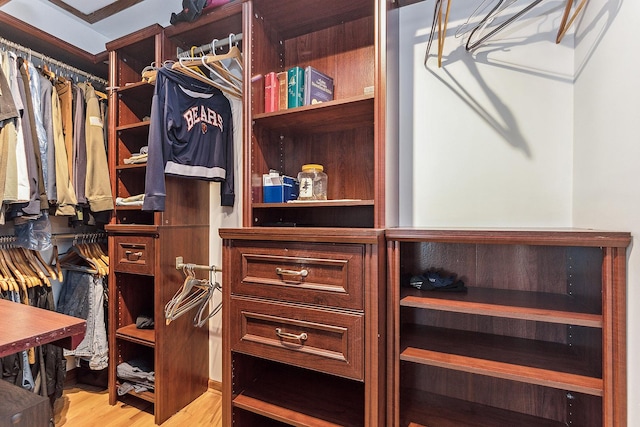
[242,0,397,229]
[105,3,245,421]
[386,228,630,427]
[221,227,386,426]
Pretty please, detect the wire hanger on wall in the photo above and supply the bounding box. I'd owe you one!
[465,0,544,51]
[425,0,453,68]
[172,32,243,98]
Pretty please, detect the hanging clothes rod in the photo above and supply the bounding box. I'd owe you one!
[0,232,106,242]
[176,32,243,58]
[175,256,221,272]
[51,232,107,241]
[0,36,108,86]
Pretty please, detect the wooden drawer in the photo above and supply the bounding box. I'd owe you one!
[112,235,155,275]
[230,296,364,381]
[229,241,365,310]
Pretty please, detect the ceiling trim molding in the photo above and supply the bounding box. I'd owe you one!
[0,11,108,78]
[47,0,144,24]
[0,0,11,7]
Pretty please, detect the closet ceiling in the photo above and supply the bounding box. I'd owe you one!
[0,0,178,54]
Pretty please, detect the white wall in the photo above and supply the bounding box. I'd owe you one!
[399,1,574,227]
[399,0,638,424]
[572,0,639,424]
[208,96,243,383]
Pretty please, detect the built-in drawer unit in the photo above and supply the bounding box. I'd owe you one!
[112,235,155,275]
[230,295,364,380]
[221,227,386,426]
[228,241,365,310]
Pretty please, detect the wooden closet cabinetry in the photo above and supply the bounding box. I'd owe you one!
[105,4,243,423]
[243,0,397,228]
[221,228,386,426]
[221,0,397,425]
[386,228,630,427]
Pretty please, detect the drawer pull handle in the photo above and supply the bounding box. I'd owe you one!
[125,251,143,261]
[275,267,308,277]
[275,328,308,342]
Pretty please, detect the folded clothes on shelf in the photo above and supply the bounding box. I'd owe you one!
[117,359,155,395]
[123,146,149,164]
[116,194,145,206]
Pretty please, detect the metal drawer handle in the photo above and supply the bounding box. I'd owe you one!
[125,251,143,261]
[275,328,308,342]
[275,267,308,277]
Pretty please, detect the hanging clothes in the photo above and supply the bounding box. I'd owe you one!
[56,269,108,371]
[38,72,57,201]
[51,83,78,216]
[77,82,113,218]
[12,58,42,218]
[55,78,73,185]
[4,52,31,207]
[72,83,87,207]
[0,46,111,227]
[143,65,235,211]
[27,62,49,204]
[0,63,19,218]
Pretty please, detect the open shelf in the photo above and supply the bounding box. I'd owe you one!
[400,287,602,327]
[231,359,365,426]
[115,163,146,171]
[401,324,602,395]
[253,95,374,134]
[116,121,150,133]
[387,228,630,427]
[115,381,155,404]
[400,389,568,427]
[115,324,155,347]
[254,199,374,208]
[252,0,373,41]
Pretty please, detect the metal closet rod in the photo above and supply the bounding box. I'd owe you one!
[0,232,106,242]
[175,256,221,272]
[0,36,108,86]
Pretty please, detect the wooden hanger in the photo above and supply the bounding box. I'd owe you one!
[0,249,15,292]
[3,247,29,292]
[95,89,108,100]
[20,248,51,287]
[59,242,99,275]
[556,0,588,43]
[34,249,58,281]
[0,247,19,293]
[41,63,56,81]
[11,248,42,288]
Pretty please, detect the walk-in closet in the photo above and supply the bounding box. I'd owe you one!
[0,0,638,426]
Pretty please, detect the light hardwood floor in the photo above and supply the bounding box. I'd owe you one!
[53,384,222,426]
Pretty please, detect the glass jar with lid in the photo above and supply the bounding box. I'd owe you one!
[297,164,327,200]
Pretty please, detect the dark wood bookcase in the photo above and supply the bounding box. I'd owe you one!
[242,0,398,229]
[105,3,244,423]
[386,228,630,427]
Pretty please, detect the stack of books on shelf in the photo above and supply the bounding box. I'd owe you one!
[264,66,334,113]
